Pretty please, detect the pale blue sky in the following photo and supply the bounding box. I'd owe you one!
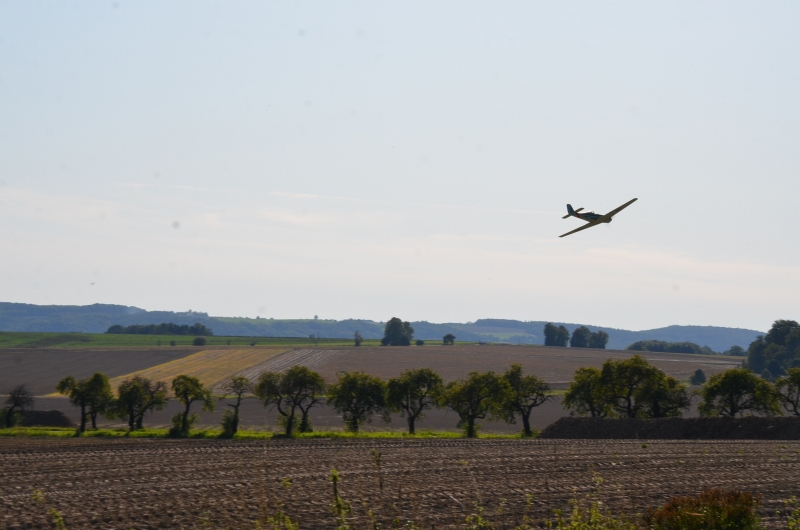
[1,2,798,330]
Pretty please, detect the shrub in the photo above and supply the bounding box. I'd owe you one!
[192,336,207,346]
[220,410,237,438]
[169,411,197,438]
[415,339,424,346]
[170,341,176,346]
[643,489,761,530]
[690,369,706,385]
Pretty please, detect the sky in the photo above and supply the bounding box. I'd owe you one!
[1,2,798,331]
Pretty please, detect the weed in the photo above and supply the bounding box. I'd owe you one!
[643,488,761,530]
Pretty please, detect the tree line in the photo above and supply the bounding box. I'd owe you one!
[15,364,553,438]
[745,319,800,381]
[563,354,800,419]
[105,322,213,336]
[544,323,609,348]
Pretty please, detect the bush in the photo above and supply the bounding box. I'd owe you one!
[192,337,207,346]
[170,341,176,346]
[415,340,424,346]
[220,410,237,438]
[168,412,197,438]
[690,369,706,385]
[0,407,21,428]
[643,489,761,530]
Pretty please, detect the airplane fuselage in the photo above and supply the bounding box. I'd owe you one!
[574,212,611,223]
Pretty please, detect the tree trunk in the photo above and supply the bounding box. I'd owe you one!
[407,415,416,435]
[285,410,295,437]
[466,417,476,438]
[90,411,98,430]
[128,411,135,431]
[521,412,532,437]
[348,415,359,433]
[182,402,192,435]
[79,405,87,433]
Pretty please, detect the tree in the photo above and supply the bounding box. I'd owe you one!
[698,368,781,417]
[690,369,707,385]
[775,367,800,416]
[220,376,253,437]
[112,376,168,431]
[439,371,509,438]
[500,364,552,437]
[415,339,425,346]
[601,354,662,418]
[255,366,326,436]
[589,330,609,349]
[4,385,34,427]
[443,333,456,345]
[354,331,363,347]
[170,375,215,437]
[562,367,611,418]
[746,320,800,376]
[56,373,114,432]
[543,323,570,347]
[635,374,691,418]
[328,371,388,433]
[381,317,414,346]
[570,326,591,348]
[386,368,444,434]
[192,336,207,346]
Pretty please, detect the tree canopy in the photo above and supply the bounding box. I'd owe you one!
[775,367,800,416]
[627,340,715,355]
[3,385,34,428]
[328,371,388,432]
[439,371,509,438]
[106,322,213,336]
[563,355,690,419]
[500,364,552,436]
[698,368,780,417]
[386,368,444,434]
[112,376,168,431]
[746,320,800,379]
[170,375,215,437]
[381,317,414,346]
[256,366,326,436]
[543,323,570,347]
[56,372,114,432]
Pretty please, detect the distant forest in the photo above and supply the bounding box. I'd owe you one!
[105,323,213,336]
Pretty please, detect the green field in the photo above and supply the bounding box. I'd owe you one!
[0,331,383,349]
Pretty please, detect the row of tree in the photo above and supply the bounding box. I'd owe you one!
[544,323,609,349]
[38,365,551,438]
[105,322,213,336]
[377,317,457,346]
[563,355,800,419]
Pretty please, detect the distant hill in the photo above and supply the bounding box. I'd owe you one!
[0,302,763,352]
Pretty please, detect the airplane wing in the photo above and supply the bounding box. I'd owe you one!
[601,198,638,220]
[559,220,602,238]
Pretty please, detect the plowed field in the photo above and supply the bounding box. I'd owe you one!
[1,438,798,529]
[255,345,741,385]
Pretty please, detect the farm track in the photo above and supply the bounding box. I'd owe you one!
[1,438,799,529]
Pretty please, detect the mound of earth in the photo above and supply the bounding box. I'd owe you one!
[19,410,76,427]
[539,416,800,440]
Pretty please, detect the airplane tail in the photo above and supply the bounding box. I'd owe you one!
[562,204,576,219]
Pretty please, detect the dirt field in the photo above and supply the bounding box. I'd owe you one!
[0,348,197,396]
[249,345,742,386]
[1,438,798,529]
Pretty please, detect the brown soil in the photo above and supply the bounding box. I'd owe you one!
[0,348,197,396]
[19,410,75,428]
[1,438,797,529]
[540,417,800,440]
[253,345,741,386]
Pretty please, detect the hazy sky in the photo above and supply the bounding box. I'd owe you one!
[1,2,798,331]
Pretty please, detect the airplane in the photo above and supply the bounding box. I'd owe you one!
[559,198,638,238]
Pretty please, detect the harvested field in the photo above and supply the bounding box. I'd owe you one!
[105,348,288,394]
[257,345,741,385]
[0,348,197,396]
[1,438,798,529]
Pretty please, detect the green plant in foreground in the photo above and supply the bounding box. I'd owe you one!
[643,488,761,530]
[329,468,352,530]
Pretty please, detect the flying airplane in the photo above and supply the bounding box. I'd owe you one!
[559,198,638,238]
